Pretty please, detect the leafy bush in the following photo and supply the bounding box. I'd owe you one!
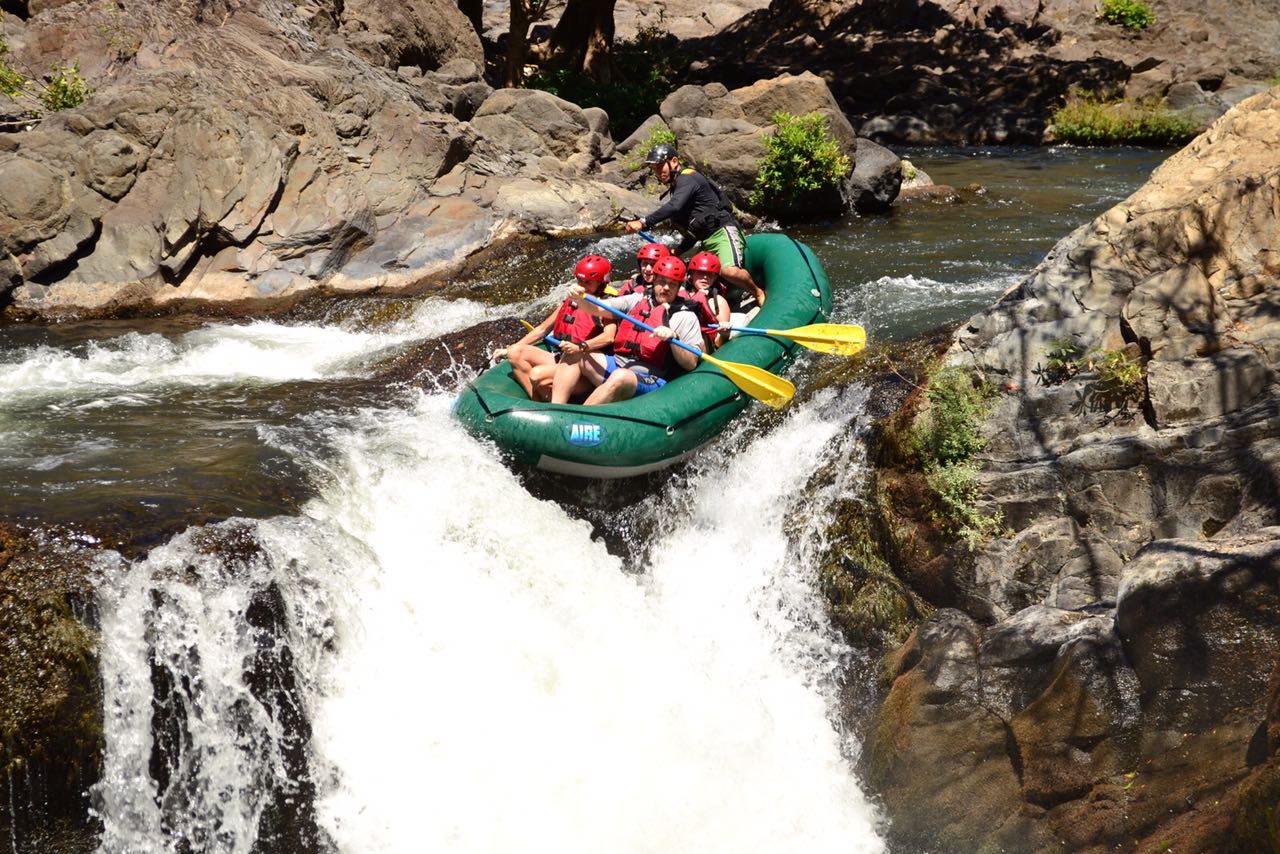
[910,365,1005,548]
[0,47,25,99]
[0,18,27,99]
[912,366,992,466]
[1034,337,1085,385]
[1088,347,1145,400]
[625,124,677,171]
[925,460,1006,550]
[40,62,91,111]
[749,111,851,211]
[1050,92,1197,146]
[1097,0,1156,30]
[526,26,686,141]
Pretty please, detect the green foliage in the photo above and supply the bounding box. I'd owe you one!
[1088,347,1145,400]
[0,54,25,99]
[925,460,1006,549]
[1034,337,1085,386]
[749,111,851,210]
[1041,342,1147,420]
[909,365,1005,548]
[526,26,686,141]
[625,123,677,171]
[0,19,27,99]
[40,61,91,111]
[1097,0,1156,30]
[1050,91,1197,146]
[912,366,992,466]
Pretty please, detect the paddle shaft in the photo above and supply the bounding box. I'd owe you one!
[638,229,660,244]
[518,318,562,348]
[583,294,701,360]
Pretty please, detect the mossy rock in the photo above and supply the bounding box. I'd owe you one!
[0,523,103,839]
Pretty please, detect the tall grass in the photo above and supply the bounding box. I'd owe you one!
[1050,93,1198,146]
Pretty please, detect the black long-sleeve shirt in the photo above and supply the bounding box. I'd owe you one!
[641,169,737,253]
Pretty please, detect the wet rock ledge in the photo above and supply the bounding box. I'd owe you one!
[832,89,1280,851]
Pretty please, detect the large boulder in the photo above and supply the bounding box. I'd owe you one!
[0,0,654,318]
[860,80,1280,854]
[471,88,615,174]
[339,0,483,72]
[656,73,901,219]
[869,549,1280,853]
[944,88,1280,616]
[0,525,102,847]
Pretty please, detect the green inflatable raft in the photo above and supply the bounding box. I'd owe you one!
[452,233,832,478]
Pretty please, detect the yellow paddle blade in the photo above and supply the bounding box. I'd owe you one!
[519,319,536,331]
[701,352,795,409]
[766,323,868,357]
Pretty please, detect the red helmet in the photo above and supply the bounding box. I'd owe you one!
[574,255,611,284]
[652,255,686,282]
[636,242,669,263]
[688,252,721,274]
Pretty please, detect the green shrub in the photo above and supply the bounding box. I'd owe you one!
[749,111,851,210]
[910,365,1005,548]
[0,51,25,99]
[1050,92,1197,146]
[925,460,1006,550]
[40,62,91,110]
[1088,347,1145,402]
[1034,337,1085,386]
[625,124,677,171]
[1097,0,1156,30]
[912,366,992,466]
[0,19,27,99]
[526,26,686,141]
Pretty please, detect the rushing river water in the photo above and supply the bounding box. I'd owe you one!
[0,146,1165,853]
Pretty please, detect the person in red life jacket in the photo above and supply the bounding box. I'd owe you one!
[685,251,731,350]
[622,144,766,316]
[492,254,617,401]
[615,241,669,296]
[550,254,704,406]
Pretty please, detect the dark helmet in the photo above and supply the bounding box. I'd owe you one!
[574,255,612,285]
[652,255,687,282]
[643,143,678,165]
[636,242,669,263]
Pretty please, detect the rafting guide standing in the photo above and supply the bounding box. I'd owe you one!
[623,144,767,322]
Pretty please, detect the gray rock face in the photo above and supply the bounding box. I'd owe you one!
[656,72,900,219]
[947,90,1280,615]
[866,84,1280,854]
[0,0,653,318]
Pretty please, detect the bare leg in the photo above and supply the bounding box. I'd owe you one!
[529,363,555,401]
[552,353,607,404]
[721,265,765,308]
[508,344,556,399]
[583,368,638,405]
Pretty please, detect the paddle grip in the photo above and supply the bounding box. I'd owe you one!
[711,324,768,336]
[583,294,701,360]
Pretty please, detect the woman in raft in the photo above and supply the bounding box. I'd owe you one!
[615,241,669,296]
[684,251,732,351]
[491,255,618,401]
[549,254,703,406]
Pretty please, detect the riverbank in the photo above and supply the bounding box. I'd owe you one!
[839,87,1280,853]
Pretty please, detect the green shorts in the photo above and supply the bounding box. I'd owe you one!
[701,225,747,270]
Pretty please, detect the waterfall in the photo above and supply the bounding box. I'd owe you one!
[91,381,885,852]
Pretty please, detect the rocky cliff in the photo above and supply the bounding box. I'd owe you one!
[0,0,655,319]
[857,88,1280,852]
[693,0,1280,144]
